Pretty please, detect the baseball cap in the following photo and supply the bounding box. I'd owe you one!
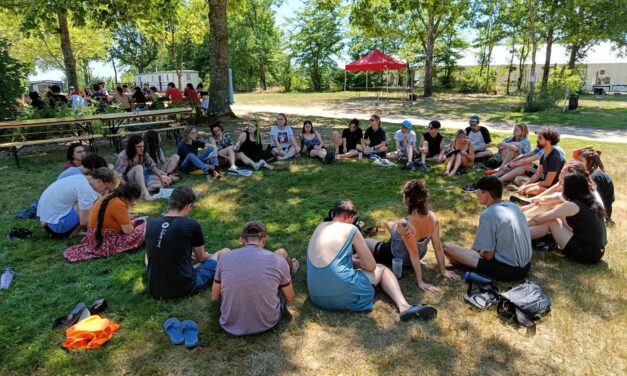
[241,220,267,238]
[401,120,413,130]
[469,115,480,125]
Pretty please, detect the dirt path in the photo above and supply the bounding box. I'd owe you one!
[232,104,627,143]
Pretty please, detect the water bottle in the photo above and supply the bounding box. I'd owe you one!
[464,271,493,284]
[1,268,16,289]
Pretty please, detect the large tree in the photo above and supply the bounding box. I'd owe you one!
[110,25,158,74]
[288,0,344,91]
[208,0,233,117]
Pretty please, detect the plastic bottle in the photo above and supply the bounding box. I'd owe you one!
[464,271,493,284]
[1,268,16,289]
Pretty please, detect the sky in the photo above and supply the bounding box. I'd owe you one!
[29,0,626,82]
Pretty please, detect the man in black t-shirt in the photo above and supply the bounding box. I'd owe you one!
[362,114,388,157]
[146,187,230,299]
[331,118,363,159]
[512,127,565,197]
[419,120,446,168]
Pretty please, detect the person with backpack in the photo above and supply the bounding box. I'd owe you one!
[443,176,533,281]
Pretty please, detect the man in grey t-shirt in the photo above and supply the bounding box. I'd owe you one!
[211,221,297,336]
[443,176,532,281]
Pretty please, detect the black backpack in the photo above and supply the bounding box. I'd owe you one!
[497,281,551,331]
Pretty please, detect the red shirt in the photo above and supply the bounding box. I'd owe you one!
[165,87,185,104]
[184,87,200,104]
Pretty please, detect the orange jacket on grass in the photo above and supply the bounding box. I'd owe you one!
[62,315,120,351]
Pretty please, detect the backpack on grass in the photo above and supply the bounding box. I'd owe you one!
[497,281,551,330]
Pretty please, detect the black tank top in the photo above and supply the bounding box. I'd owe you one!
[566,199,607,250]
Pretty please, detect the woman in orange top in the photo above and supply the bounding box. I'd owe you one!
[64,183,145,262]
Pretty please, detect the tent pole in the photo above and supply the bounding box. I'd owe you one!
[344,70,347,91]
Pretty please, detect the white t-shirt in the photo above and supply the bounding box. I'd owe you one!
[394,130,417,152]
[269,125,294,149]
[37,174,100,224]
[467,130,486,150]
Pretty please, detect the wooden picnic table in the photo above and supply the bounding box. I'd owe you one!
[99,107,193,152]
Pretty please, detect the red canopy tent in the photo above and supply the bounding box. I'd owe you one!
[345,49,407,72]
[344,50,407,93]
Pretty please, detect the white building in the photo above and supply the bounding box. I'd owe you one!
[456,42,627,93]
[135,70,200,91]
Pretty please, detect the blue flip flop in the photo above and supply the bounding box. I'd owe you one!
[163,317,184,345]
[181,320,199,348]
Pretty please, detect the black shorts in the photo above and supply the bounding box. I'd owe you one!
[476,258,530,281]
[373,241,394,265]
[562,236,604,264]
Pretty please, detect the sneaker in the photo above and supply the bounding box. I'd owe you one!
[410,163,418,172]
[509,195,531,205]
[324,150,336,164]
[462,183,477,192]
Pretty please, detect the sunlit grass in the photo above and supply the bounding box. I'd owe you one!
[0,118,625,374]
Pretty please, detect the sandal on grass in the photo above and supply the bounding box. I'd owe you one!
[52,302,91,329]
[181,320,199,348]
[5,227,33,240]
[163,317,185,345]
[400,304,437,322]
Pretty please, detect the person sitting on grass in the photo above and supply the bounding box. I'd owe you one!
[146,187,230,299]
[300,120,329,162]
[144,130,180,177]
[63,183,145,263]
[57,154,109,181]
[528,172,607,264]
[386,120,417,168]
[210,122,239,174]
[307,199,438,322]
[63,143,86,170]
[444,129,475,177]
[510,127,565,197]
[331,118,363,159]
[418,120,446,169]
[519,160,601,220]
[578,148,614,222]
[484,123,531,174]
[362,114,388,157]
[177,125,221,178]
[212,220,298,336]
[233,121,274,170]
[114,135,175,201]
[37,167,118,238]
[443,176,532,281]
[465,115,493,160]
[269,113,300,161]
[365,180,461,291]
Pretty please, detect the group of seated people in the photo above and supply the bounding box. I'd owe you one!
[30,111,615,337]
[26,81,208,114]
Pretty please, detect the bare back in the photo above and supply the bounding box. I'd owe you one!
[307,221,355,268]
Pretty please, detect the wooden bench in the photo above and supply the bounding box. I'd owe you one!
[0,134,103,168]
[105,125,185,145]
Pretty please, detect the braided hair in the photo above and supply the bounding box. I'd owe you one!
[95,183,141,248]
[579,149,605,172]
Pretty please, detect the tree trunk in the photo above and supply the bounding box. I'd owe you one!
[259,61,267,91]
[111,57,118,87]
[541,24,554,90]
[423,13,435,97]
[57,10,78,89]
[526,0,539,106]
[506,37,516,95]
[568,44,579,69]
[208,0,233,117]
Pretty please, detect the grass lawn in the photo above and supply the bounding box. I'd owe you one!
[235,92,627,130]
[0,116,625,375]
